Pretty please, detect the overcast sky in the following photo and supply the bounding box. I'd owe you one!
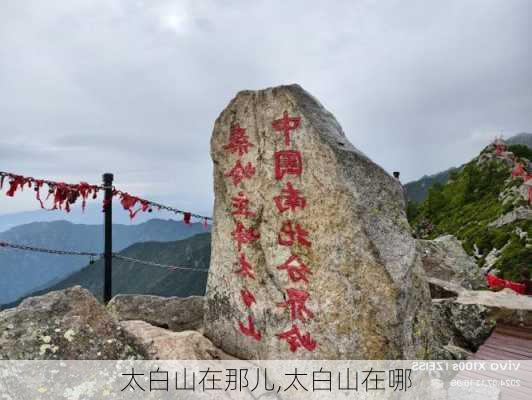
[1,0,531,216]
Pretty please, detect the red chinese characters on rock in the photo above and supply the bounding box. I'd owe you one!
[224,122,262,342]
[232,222,260,251]
[241,288,256,308]
[272,111,301,146]
[239,315,262,341]
[235,253,255,279]
[274,150,302,180]
[277,255,312,284]
[276,325,317,352]
[270,112,317,353]
[231,192,256,218]
[278,220,311,247]
[225,160,256,186]
[278,288,314,321]
[224,124,253,156]
[274,182,306,213]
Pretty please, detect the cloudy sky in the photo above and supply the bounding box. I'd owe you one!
[1,0,531,216]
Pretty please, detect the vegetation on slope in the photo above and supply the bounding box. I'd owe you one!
[405,133,532,204]
[409,148,531,281]
[0,219,208,304]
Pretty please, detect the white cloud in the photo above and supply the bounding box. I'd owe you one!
[0,0,531,213]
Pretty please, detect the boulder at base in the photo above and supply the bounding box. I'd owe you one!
[0,287,144,359]
[205,84,432,359]
[417,235,486,290]
[121,320,233,360]
[431,286,532,359]
[108,294,204,332]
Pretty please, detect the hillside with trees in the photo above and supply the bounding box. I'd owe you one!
[408,141,531,281]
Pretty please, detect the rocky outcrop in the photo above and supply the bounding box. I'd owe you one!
[108,294,204,332]
[456,288,532,326]
[417,235,485,290]
[431,287,532,359]
[121,320,233,360]
[488,206,532,227]
[205,84,432,359]
[0,287,144,359]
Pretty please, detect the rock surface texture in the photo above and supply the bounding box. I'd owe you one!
[108,294,204,332]
[121,320,232,360]
[487,206,532,228]
[417,235,486,290]
[431,286,532,359]
[205,84,432,360]
[0,287,144,359]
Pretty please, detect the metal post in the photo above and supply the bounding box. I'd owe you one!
[103,173,114,303]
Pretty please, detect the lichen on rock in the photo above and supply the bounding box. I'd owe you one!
[0,286,145,360]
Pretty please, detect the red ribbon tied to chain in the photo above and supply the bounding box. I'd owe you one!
[6,175,27,197]
[1,171,211,225]
[118,192,150,219]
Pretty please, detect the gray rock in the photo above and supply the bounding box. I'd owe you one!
[488,206,532,228]
[431,299,495,359]
[108,294,204,332]
[205,84,432,359]
[121,320,233,360]
[456,288,532,326]
[0,286,145,360]
[427,277,465,299]
[443,344,473,359]
[431,288,532,359]
[418,235,485,291]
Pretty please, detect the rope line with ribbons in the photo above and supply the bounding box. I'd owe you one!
[0,170,212,225]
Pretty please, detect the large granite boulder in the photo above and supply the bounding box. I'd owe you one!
[417,235,485,290]
[108,294,204,332]
[0,287,144,359]
[121,320,232,360]
[205,84,432,359]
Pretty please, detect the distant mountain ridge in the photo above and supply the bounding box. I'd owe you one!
[0,200,212,232]
[0,219,209,304]
[405,133,532,203]
[404,167,459,204]
[507,132,532,147]
[2,233,212,310]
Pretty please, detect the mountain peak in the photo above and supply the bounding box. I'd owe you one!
[507,132,532,147]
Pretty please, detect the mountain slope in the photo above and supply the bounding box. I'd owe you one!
[2,233,212,309]
[409,142,531,280]
[405,167,459,203]
[405,133,532,203]
[0,219,209,304]
[507,132,532,147]
[0,199,213,232]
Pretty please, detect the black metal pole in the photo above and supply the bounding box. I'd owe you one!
[103,173,114,304]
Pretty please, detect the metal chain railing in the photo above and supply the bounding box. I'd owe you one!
[0,240,207,273]
[113,254,208,273]
[0,241,101,257]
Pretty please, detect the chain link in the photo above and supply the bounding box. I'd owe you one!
[1,170,212,222]
[113,254,208,273]
[0,171,104,191]
[0,241,101,257]
[134,198,213,221]
[0,241,207,273]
